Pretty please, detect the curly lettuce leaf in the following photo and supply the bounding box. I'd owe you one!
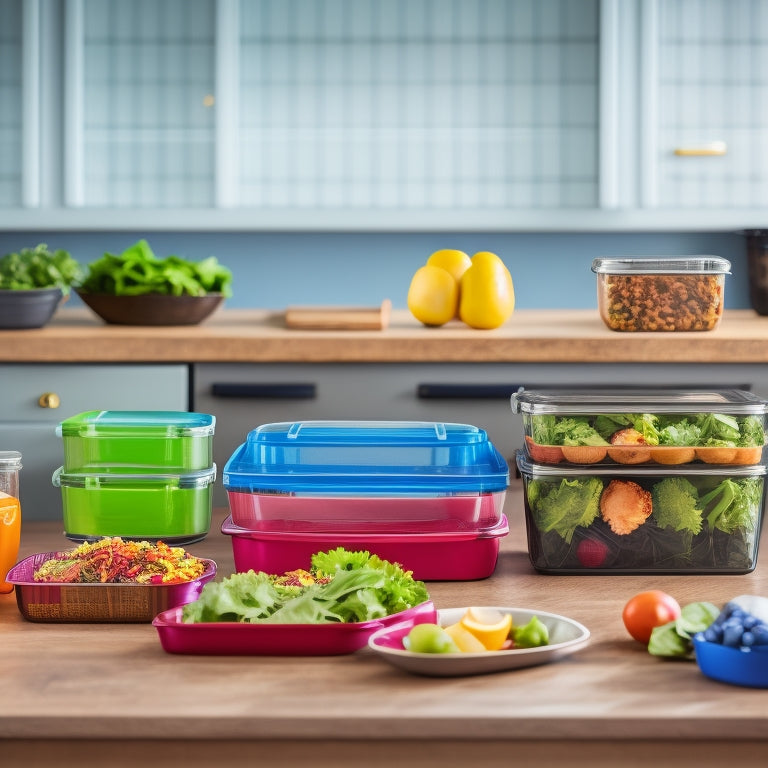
[651,477,703,534]
[527,476,603,544]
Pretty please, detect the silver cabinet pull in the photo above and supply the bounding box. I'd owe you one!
[674,141,727,156]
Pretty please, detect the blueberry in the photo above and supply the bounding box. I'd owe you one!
[703,626,722,643]
[750,624,768,647]
[722,625,744,647]
[743,614,759,630]
[742,631,755,647]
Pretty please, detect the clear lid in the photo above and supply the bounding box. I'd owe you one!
[56,411,216,438]
[512,388,768,416]
[52,464,216,488]
[516,451,767,478]
[223,421,509,494]
[591,256,731,275]
[0,450,22,471]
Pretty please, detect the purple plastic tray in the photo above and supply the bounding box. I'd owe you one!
[7,551,217,623]
[222,515,509,581]
[153,600,437,655]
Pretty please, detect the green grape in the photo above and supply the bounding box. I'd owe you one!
[403,623,460,654]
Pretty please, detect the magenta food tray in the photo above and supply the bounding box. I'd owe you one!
[221,515,509,581]
[152,600,437,655]
[7,551,217,623]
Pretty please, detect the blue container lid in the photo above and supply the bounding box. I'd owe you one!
[56,411,216,438]
[223,421,509,496]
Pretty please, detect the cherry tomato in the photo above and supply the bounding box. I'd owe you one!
[622,590,682,644]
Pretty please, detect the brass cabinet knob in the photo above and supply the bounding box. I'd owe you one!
[38,392,61,409]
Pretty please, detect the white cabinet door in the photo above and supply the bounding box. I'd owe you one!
[0,364,189,521]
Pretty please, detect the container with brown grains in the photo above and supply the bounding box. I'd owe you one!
[591,256,731,332]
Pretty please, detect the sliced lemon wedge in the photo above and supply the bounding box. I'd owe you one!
[443,621,488,653]
[459,607,513,651]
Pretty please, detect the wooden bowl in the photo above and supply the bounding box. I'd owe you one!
[76,291,224,326]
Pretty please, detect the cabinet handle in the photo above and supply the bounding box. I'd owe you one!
[38,392,61,409]
[674,141,727,157]
[417,383,521,400]
[211,383,316,399]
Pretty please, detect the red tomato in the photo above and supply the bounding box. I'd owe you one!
[622,590,682,644]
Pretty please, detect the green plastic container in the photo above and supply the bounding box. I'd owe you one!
[52,466,216,545]
[57,411,215,473]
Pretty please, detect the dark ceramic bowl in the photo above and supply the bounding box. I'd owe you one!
[76,291,224,326]
[0,288,64,329]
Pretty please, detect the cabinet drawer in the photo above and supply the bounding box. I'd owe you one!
[0,364,189,521]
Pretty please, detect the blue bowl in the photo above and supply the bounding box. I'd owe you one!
[693,635,768,688]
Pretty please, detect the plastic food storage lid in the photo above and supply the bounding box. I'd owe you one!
[0,450,22,471]
[223,421,509,495]
[52,465,217,488]
[512,388,768,416]
[591,256,731,275]
[56,411,215,438]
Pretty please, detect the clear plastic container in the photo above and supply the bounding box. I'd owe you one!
[0,450,22,593]
[591,256,730,331]
[223,421,509,533]
[221,514,509,581]
[57,411,215,473]
[512,388,767,466]
[53,465,216,545]
[516,451,766,574]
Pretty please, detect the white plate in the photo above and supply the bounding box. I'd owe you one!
[367,606,590,677]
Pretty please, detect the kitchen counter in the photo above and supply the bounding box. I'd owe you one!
[2,484,767,768]
[2,308,768,363]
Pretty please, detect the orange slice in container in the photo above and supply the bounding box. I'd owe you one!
[560,446,607,464]
[649,447,696,465]
[459,607,513,651]
[696,447,738,464]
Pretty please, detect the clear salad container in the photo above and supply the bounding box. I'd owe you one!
[516,451,766,575]
[512,388,767,467]
[591,256,730,332]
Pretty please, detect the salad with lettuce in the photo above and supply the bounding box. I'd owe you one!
[182,548,430,625]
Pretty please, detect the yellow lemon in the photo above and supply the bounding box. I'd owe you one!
[459,607,513,651]
[443,621,489,653]
[407,264,458,326]
[458,251,515,330]
[426,249,472,283]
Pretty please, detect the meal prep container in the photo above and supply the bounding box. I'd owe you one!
[57,410,215,473]
[512,388,767,466]
[153,600,437,656]
[591,256,730,332]
[53,465,216,545]
[516,451,766,575]
[223,420,509,533]
[222,514,509,581]
[7,551,217,623]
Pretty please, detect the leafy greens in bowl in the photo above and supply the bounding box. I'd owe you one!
[78,239,232,297]
[0,244,82,294]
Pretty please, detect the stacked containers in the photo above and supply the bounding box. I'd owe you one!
[512,389,768,574]
[221,420,510,580]
[53,411,216,545]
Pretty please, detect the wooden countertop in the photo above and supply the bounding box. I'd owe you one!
[2,484,767,767]
[3,308,768,363]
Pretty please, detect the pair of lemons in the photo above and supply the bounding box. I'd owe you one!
[407,249,515,330]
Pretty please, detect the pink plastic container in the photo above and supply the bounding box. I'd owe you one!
[7,551,217,623]
[152,600,437,656]
[227,490,506,533]
[221,514,509,581]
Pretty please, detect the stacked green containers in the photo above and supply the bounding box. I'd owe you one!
[53,411,216,544]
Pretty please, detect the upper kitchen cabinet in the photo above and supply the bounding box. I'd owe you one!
[638,0,768,211]
[0,0,766,232]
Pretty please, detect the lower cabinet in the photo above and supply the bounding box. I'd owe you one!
[1,364,189,522]
[194,362,768,508]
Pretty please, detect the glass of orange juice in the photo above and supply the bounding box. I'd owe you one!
[0,451,22,594]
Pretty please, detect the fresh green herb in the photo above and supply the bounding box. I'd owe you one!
[699,477,763,533]
[651,477,703,535]
[0,244,82,294]
[527,476,603,544]
[181,548,429,625]
[647,601,720,659]
[79,239,232,298]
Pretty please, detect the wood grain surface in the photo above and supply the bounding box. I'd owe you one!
[2,308,768,363]
[1,483,767,767]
